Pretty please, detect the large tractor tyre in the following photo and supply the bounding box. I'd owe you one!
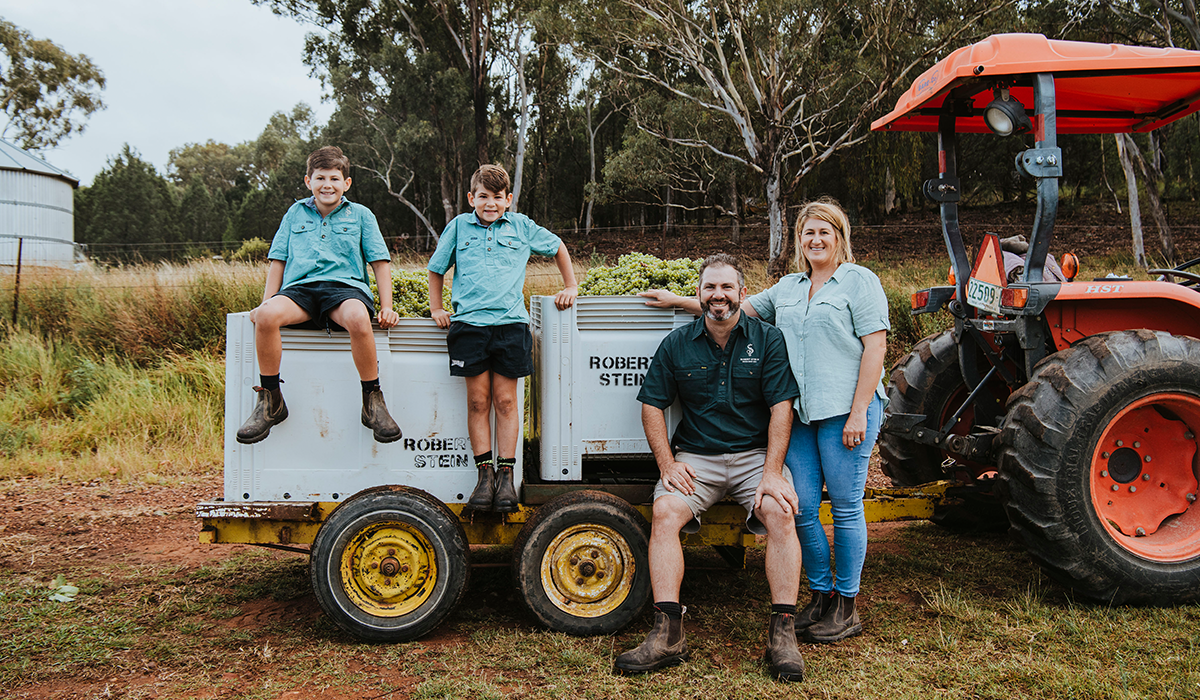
[311,486,470,642]
[512,490,651,636]
[880,330,1008,530]
[997,330,1200,604]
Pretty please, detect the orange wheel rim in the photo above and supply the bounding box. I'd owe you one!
[1090,393,1200,562]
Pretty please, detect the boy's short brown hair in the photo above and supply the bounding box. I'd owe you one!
[307,146,351,178]
[470,164,510,195]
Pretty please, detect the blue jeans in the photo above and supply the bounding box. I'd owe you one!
[786,395,883,597]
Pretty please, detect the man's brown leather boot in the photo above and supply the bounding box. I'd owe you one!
[613,609,688,675]
[764,612,806,682]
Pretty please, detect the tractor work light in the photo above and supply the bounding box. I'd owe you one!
[983,89,1032,137]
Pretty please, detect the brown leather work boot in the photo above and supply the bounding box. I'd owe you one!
[493,466,518,512]
[361,389,402,443]
[802,592,862,644]
[613,609,688,675]
[236,386,288,444]
[795,590,833,633]
[465,466,496,510]
[764,613,805,682]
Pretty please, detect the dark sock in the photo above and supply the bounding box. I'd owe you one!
[771,603,797,616]
[654,601,683,620]
[497,456,515,471]
[361,378,380,398]
[474,451,494,469]
[260,374,280,392]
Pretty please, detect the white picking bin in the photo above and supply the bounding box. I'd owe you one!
[531,296,690,481]
[223,312,521,504]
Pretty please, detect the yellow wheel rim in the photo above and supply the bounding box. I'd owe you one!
[339,521,437,618]
[540,523,635,618]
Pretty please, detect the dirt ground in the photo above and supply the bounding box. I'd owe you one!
[1,459,906,699]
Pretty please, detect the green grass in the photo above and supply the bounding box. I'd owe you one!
[4,523,1195,698]
[0,252,1165,483]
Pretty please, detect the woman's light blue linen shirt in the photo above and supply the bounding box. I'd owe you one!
[747,262,890,424]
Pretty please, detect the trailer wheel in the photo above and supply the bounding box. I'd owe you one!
[880,330,1009,529]
[311,486,469,641]
[512,490,650,635]
[998,330,1200,604]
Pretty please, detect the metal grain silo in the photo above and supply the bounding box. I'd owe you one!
[0,139,80,267]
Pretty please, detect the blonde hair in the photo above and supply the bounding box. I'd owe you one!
[793,197,854,275]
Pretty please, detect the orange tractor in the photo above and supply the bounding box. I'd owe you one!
[872,33,1200,604]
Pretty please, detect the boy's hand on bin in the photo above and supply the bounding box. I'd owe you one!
[554,285,578,310]
[431,308,451,329]
[377,307,399,330]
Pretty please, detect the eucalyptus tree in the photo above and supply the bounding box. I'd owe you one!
[0,18,105,152]
[577,0,1012,274]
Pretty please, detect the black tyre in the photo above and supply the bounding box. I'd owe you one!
[512,490,650,635]
[998,330,1200,604]
[311,486,470,641]
[881,330,1009,529]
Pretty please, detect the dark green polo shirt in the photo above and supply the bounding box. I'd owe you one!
[637,312,800,455]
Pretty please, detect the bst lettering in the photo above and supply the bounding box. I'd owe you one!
[1084,284,1125,293]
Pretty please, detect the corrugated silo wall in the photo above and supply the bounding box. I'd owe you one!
[0,169,75,267]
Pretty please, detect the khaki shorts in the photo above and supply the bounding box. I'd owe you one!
[652,449,792,536]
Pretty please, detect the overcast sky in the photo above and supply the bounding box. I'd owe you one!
[1,0,335,185]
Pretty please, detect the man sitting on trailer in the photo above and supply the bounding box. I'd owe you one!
[615,253,806,682]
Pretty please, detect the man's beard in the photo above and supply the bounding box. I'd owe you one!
[702,296,739,321]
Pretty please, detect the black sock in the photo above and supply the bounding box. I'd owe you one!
[260,374,280,392]
[771,603,797,616]
[497,456,515,471]
[361,378,380,398]
[654,601,683,620]
[474,451,494,469]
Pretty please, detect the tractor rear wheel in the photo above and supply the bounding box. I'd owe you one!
[998,330,1200,604]
[880,330,1008,529]
[311,486,470,641]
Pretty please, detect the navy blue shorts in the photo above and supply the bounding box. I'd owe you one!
[446,322,533,378]
[276,281,374,332]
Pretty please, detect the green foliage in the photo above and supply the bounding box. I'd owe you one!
[370,269,451,317]
[75,145,181,261]
[0,18,105,151]
[178,178,230,247]
[579,253,701,296]
[229,237,270,263]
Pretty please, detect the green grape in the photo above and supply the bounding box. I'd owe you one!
[579,253,701,297]
[370,269,452,318]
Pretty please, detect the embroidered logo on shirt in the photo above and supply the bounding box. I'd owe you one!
[740,342,761,364]
[451,359,465,368]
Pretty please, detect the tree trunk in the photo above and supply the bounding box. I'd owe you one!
[1122,132,1176,264]
[728,178,740,245]
[585,95,597,236]
[1116,134,1147,268]
[884,166,897,215]
[510,34,530,213]
[766,156,788,279]
[470,0,488,166]
[441,170,457,228]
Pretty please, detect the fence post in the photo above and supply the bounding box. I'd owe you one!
[11,236,22,325]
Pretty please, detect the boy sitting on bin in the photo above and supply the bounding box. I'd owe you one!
[236,145,403,445]
[427,164,578,511]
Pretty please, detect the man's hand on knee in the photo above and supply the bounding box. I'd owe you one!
[754,470,798,516]
[660,460,697,496]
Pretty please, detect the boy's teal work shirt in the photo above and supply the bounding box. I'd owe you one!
[267,196,390,298]
[427,211,562,326]
[747,262,890,425]
[636,313,800,456]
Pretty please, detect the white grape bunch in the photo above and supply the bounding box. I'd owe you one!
[579,253,701,297]
[371,269,452,318]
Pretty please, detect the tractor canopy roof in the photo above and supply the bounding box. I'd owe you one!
[872,33,1200,134]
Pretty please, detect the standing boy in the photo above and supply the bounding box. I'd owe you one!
[428,164,578,511]
[237,145,402,445]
